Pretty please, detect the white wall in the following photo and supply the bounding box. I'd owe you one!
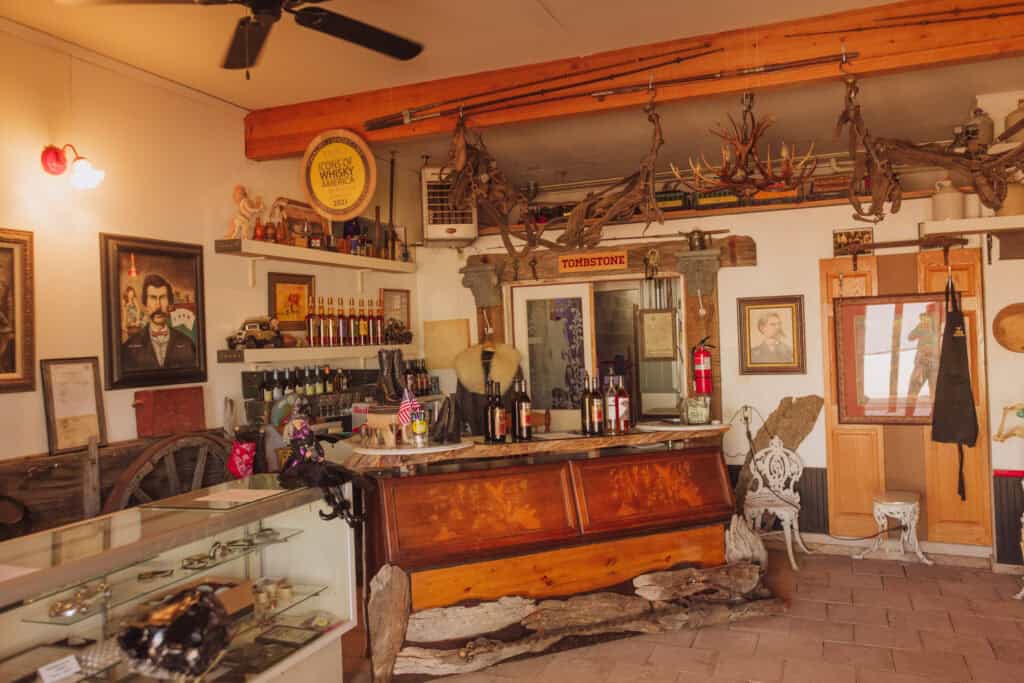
[0,23,419,459]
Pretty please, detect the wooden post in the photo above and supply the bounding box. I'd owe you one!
[81,437,101,519]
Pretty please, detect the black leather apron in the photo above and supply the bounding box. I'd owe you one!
[930,279,978,501]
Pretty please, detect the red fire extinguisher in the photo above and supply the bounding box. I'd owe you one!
[692,336,714,395]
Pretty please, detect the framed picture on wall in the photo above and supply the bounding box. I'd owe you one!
[832,227,874,257]
[0,228,34,393]
[638,309,677,360]
[738,295,806,375]
[380,288,410,328]
[835,293,947,424]
[100,234,206,389]
[268,273,315,332]
[40,357,107,455]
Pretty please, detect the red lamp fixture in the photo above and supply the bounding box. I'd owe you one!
[40,143,105,189]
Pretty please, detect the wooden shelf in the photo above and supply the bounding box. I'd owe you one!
[217,343,418,364]
[478,191,934,236]
[919,214,1024,235]
[215,239,416,273]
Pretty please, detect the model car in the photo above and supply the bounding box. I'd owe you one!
[227,316,283,349]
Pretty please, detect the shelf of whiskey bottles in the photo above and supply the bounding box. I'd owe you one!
[305,296,384,349]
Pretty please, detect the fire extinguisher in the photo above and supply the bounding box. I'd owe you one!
[692,336,714,395]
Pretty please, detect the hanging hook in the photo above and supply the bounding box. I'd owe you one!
[839,42,851,74]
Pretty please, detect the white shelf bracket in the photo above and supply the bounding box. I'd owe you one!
[245,257,265,288]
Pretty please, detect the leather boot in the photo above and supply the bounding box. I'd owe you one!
[375,350,399,403]
[388,348,406,398]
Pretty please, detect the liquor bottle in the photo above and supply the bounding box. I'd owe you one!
[377,299,386,345]
[322,366,332,394]
[324,298,336,347]
[579,373,593,435]
[492,381,506,443]
[604,372,619,435]
[588,376,604,436]
[271,369,283,400]
[260,371,274,403]
[295,367,306,396]
[358,299,370,345]
[305,296,320,347]
[315,366,325,395]
[282,368,294,395]
[483,380,494,442]
[305,366,317,395]
[615,375,631,433]
[513,379,532,442]
[418,360,429,395]
[338,298,350,346]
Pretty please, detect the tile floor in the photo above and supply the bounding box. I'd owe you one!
[436,551,1024,683]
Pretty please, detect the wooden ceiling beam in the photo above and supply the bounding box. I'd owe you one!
[245,0,1024,160]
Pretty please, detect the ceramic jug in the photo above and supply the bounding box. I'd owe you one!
[996,184,1024,217]
[931,179,964,221]
[1005,98,1024,143]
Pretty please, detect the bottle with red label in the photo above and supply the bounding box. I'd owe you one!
[603,371,620,435]
[491,381,507,443]
[588,376,604,435]
[615,375,631,433]
[511,378,532,442]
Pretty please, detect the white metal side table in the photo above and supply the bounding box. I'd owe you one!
[854,491,933,565]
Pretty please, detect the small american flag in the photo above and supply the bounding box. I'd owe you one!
[397,388,421,426]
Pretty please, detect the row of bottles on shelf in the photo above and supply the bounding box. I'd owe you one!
[484,379,533,443]
[579,371,631,436]
[259,365,349,402]
[305,297,384,347]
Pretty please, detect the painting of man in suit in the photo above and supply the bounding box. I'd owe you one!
[103,234,205,389]
[121,274,196,371]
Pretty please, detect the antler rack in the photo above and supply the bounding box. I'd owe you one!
[670,92,817,197]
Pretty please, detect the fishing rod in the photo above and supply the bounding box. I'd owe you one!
[364,46,723,130]
[786,7,1024,36]
[875,1,1024,22]
[462,51,858,119]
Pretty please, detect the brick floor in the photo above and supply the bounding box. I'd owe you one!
[436,550,1024,682]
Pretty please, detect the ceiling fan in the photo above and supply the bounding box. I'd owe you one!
[62,1,424,69]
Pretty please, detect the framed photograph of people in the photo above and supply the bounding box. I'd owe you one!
[834,293,948,424]
[737,295,806,375]
[267,273,315,332]
[0,228,34,393]
[40,357,107,455]
[100,234,206,389]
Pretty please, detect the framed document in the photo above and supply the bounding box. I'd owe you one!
[639,309,677,360]
[40,357,107,455]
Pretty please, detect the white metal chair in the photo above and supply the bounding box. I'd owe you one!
[744,435,813,571]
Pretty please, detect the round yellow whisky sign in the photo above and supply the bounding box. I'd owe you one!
[301,129,377,221]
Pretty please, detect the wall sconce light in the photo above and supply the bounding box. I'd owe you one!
[40,144,105,190]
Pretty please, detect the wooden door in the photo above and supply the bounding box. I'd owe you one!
[821,256,885,536]
[917,248,992,545]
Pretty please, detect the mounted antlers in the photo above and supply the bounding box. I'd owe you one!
[671,92,817,197]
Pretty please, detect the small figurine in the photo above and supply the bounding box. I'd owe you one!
[226,184,265,239]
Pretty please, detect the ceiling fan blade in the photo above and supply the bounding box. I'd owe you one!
[222,16,273,70]
[292,7,422,61]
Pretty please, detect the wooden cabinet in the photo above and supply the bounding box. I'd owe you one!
[372,448,734,571]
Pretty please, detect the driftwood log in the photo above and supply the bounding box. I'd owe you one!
[632,560,760,602]
[390,561,777,678]
[405,596,536,643]
[734,395,824,510]
[368,565,411,683]
[393,596,783,677]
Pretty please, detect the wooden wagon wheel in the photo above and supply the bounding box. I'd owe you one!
[101,433,232,513]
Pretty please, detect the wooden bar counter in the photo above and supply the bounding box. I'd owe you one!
[341,426,735,611]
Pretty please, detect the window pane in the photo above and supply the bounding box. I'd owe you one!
[526,297,585,409]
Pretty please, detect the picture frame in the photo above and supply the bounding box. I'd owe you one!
[40,357,107,455]
[638,308,678,360]
[100,234,207,390]
[738,295,806,375]
[0,227,34,393]
[835,292,947,424]
[380,288,411,328]
[267,273,315,332]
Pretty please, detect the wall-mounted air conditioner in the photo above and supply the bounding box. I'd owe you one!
[421,166,478,246]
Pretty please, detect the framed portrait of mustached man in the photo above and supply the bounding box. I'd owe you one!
[100,234,206,389]
[0,228,34,393]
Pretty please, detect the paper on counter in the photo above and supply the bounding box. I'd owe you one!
[194,489,279,503]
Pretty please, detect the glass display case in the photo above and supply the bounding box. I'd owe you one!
[0,475,356,683]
